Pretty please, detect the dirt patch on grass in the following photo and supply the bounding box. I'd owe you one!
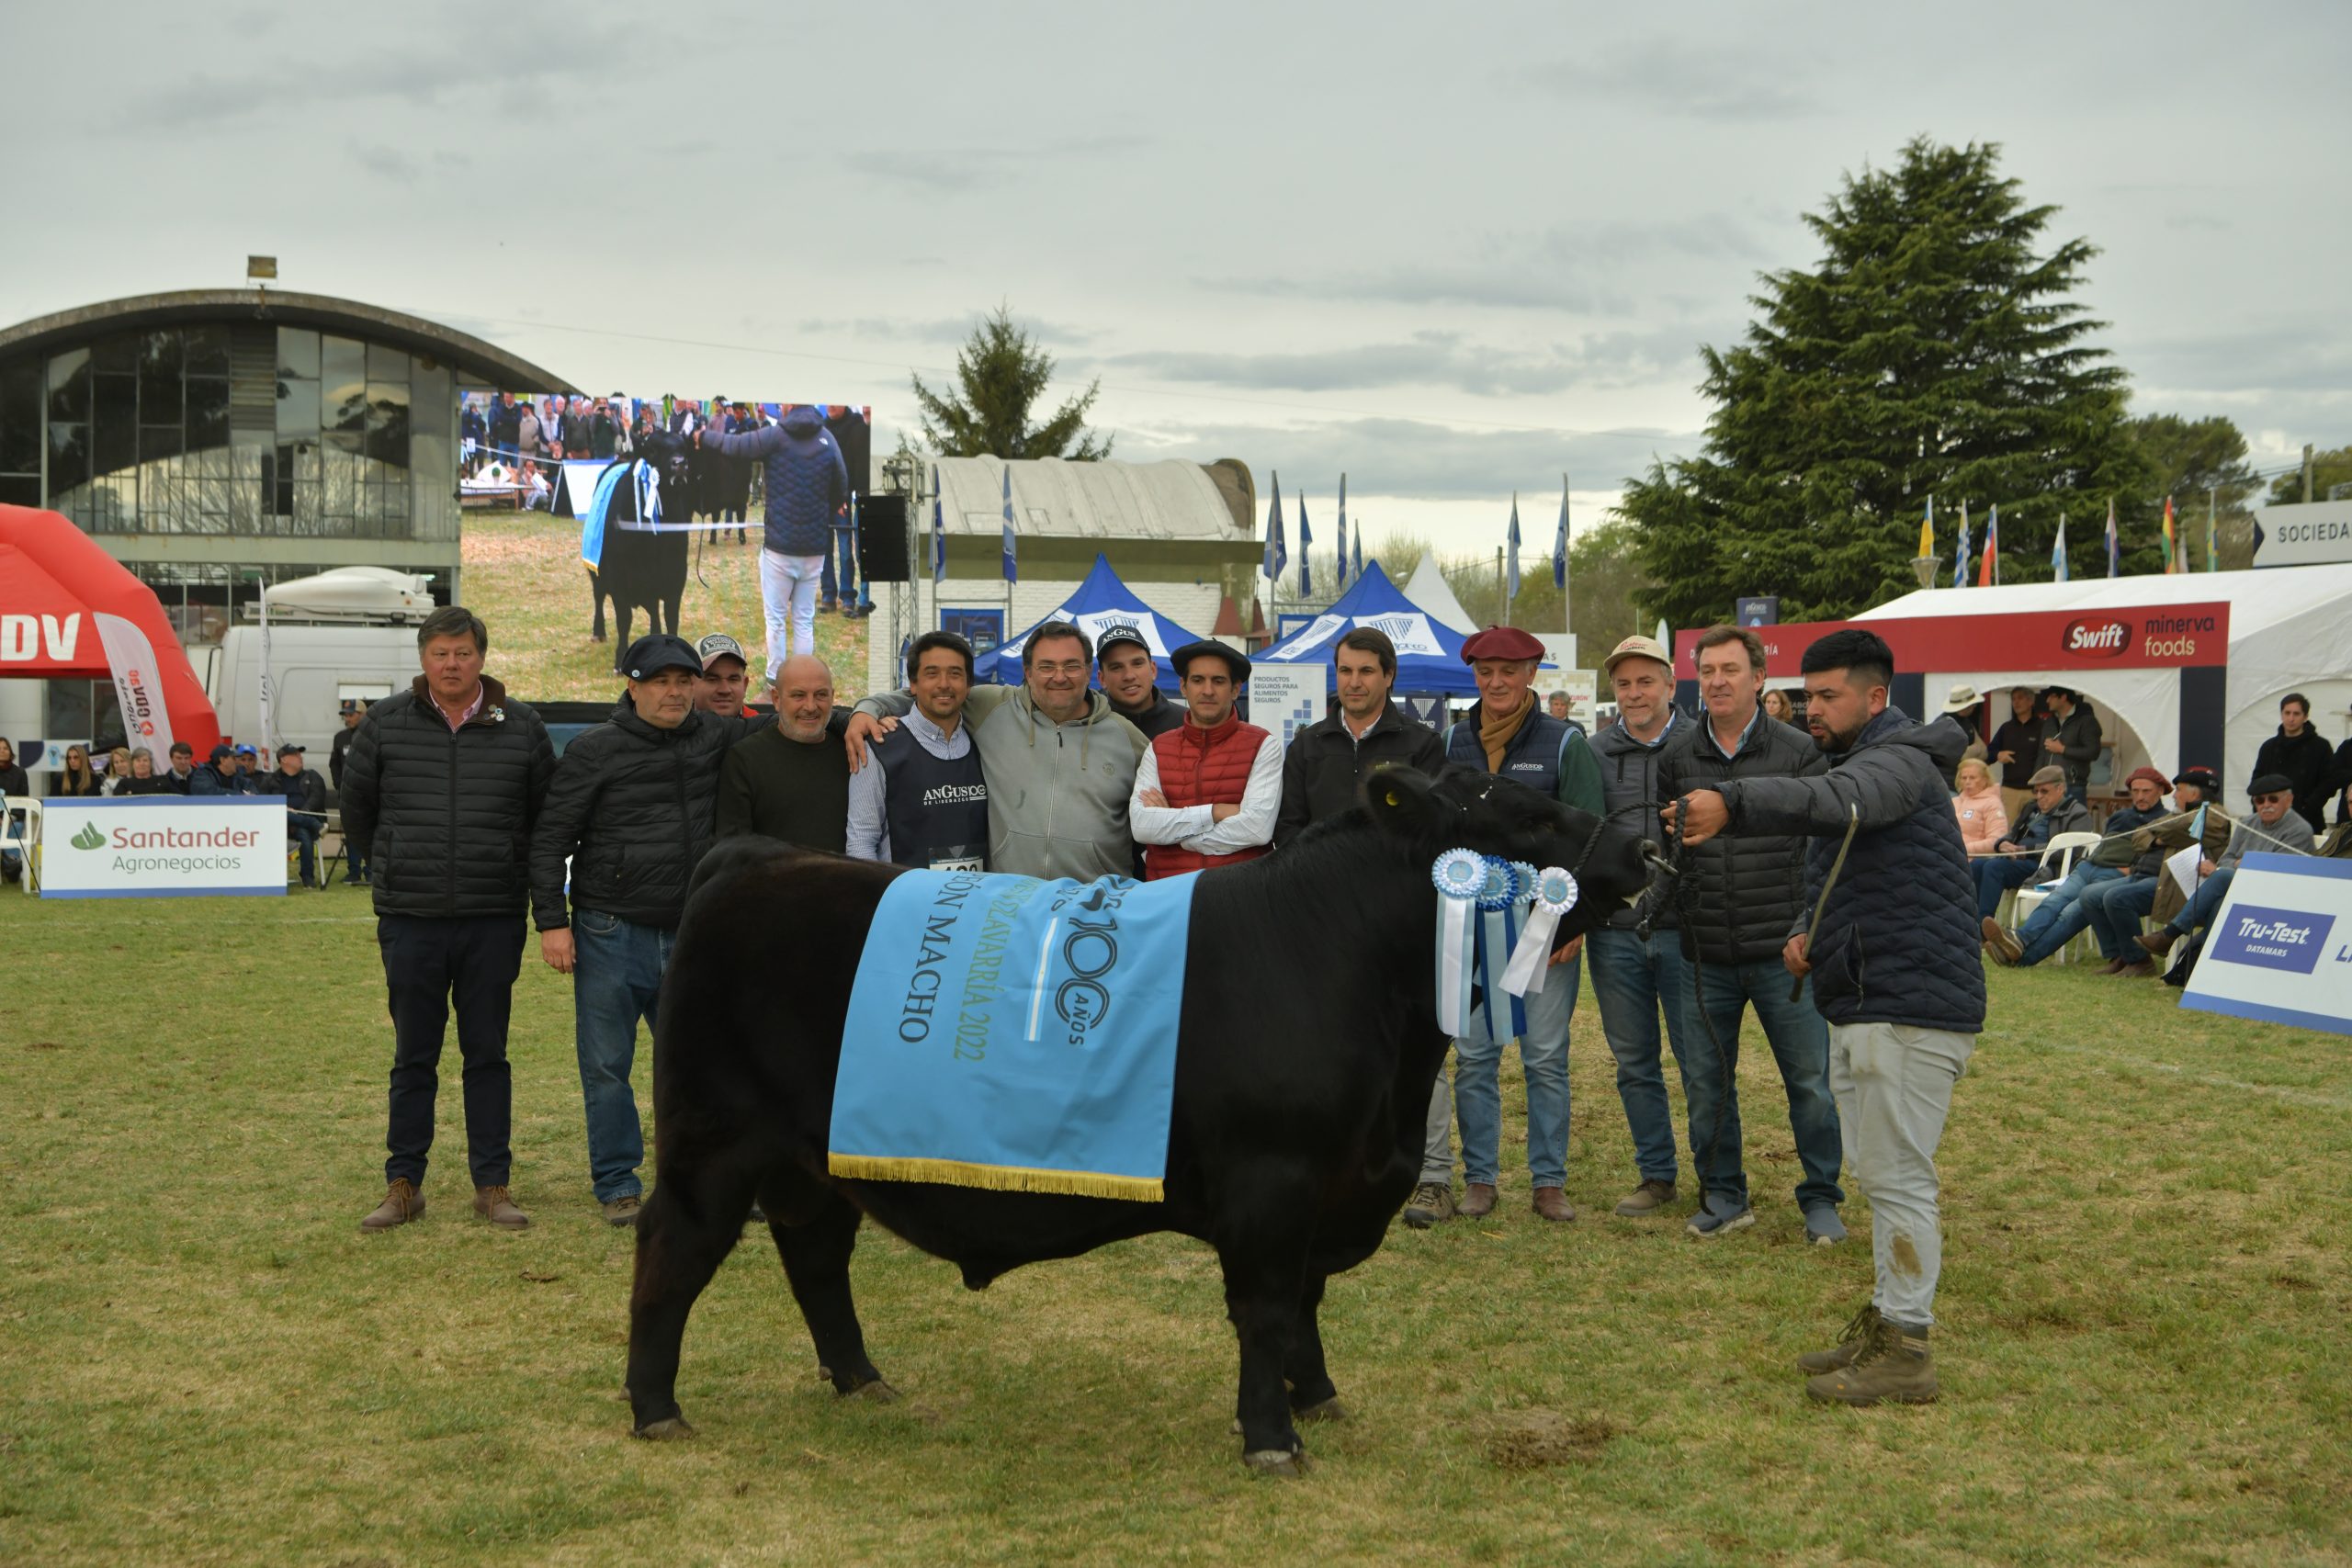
[1484,1411,1622,1470]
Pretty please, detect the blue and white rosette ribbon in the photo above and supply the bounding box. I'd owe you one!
[1474,859,1530,1039]
[1501,865,1580,998]
[1431,849,1485,1036]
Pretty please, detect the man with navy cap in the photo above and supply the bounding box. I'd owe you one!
[189,743,254,795]
[1131,640,1283,879]
[1096,624,1186,739]
[1408,625,1602,1227]
[529,632,766,1224]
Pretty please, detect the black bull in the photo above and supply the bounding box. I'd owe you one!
[588,432,705,665]
[625,767,1657,1472]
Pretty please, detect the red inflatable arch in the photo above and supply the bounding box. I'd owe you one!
[0,503,221,763]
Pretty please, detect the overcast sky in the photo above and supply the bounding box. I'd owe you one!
[6,1,2346,559]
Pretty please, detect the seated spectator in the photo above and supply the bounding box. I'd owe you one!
[2134,773,2318,961]
[100,746,135,795]
[1972,766,2089,919]
[120,750,173,795]
[234,743,262,781]
[1982,766,2169,967]
[51,744,103,797]
[2253,693,2335,833]
[1951,758,2008,854]
[2087,766,2226,976]
[0,737,27,884]
[189,744,254,795]
[163,740,197,793]
[264,743,329,888]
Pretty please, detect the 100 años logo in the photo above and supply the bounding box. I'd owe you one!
[1047,880,1130,1045]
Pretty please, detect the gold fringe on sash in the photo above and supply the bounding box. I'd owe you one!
[826,1153,1164,1202]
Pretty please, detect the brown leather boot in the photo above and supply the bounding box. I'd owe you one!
[1459,1182,1498,1218]
[360,1179,424,1232]
[473,1185,530,1229]
[1532,1187,1577,1223]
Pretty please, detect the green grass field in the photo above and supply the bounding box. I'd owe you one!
[3,890,2347,1566]
[460,511,870,705]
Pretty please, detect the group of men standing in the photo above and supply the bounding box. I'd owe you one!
[341,597,1976,1408]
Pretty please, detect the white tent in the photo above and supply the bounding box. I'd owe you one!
[1403,555,1476,635]
[1855,565,2352,792]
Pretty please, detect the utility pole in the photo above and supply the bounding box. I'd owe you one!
[2305,444,2316,504]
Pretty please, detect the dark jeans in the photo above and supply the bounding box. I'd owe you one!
[1688,958,1844,1212]
[379,914,526,1189]
[820,522,865,609]
[2086,874,2162,957]
[1973,855,2041,919]
[571,908,673,1202]
[288,818,321,885]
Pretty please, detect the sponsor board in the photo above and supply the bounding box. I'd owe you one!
[1675,603,2231,680]
[1247,662,1327,750]
[39,796,288,899]
[2179,852,2352,1037]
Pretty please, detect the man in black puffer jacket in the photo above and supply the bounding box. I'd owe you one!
[1669,629,1984,1411]
[342,607,555,1234]
[1655,626,1841,1246]
[527,634,764,1224]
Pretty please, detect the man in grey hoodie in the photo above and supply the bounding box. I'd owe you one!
[698,405,848,677]
[846,621,1148,882]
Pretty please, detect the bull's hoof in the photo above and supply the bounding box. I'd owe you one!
[1295,1396,1348,1424]
[1242,1446,1307,1478]
[634,1416,696,1441]
[591,632,606,643]
[841,1379,899,1404]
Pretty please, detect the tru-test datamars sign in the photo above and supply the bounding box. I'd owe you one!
[40,796,288,898]
[2180,853,2352,1038]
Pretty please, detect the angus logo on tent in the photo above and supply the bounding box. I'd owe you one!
[70,822,106,851]
[2062,617,2130,658]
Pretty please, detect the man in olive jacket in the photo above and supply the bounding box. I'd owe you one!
[529,634,762,1224]
[342,607,555,1233]
[1654,625,1841,1245]
[1669,629,1984,1409]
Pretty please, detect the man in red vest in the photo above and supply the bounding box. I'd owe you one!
[1131,641,1283,879]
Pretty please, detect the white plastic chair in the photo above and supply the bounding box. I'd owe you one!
[2,795,45,895]
[2010,830,2103,963]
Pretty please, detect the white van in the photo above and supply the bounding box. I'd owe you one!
[198,568,437,780]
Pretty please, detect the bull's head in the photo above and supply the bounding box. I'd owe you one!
[1363,765,1657,936]
[635,429,695,492]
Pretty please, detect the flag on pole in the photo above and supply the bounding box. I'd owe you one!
[2052,512,2069,583]
[1978,503,1999,587]
[1553,474,1570,591]
[1955,501,1972,587]
[1351,529,1362,585]
[1297,491,1312,598]
[1506,493,1521,603]
[1263,471,1286,582]
[1917,495,1935,563]
[930,464,944,583]
[1001,463,1018,584]
[2206,490,2219,572]
[1335,474,1349,591]
[2162,495,2177,574]
[2105,496,2119,578]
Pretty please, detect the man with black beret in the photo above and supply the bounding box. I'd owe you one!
[530,632,764,1224]
[2134,771,2316,962]
[1131,640,1283,879]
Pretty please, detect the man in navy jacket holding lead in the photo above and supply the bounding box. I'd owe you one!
[1667,628,1984,1408]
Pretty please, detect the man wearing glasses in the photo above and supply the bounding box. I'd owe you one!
[2135,772,2316,959]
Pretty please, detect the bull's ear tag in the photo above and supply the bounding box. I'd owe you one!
[1384,790,1400,807]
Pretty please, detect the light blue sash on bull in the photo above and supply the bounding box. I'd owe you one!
[830,868,1197,1201]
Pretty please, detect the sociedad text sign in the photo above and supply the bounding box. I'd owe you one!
[2179,852,2352,1036]
[40,796,288,898]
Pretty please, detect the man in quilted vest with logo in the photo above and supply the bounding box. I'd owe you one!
[1130,641,1282,878]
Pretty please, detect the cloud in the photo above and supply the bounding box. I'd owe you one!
[843,134,1149,193]
[2123,323,2352,396]
[1514,38,1820,123]
[1097,326,1708,398]
[796,313,1100,349]
[348,141,418,184]
[1106,414,1699,503]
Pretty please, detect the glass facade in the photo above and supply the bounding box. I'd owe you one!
[0,324,458,545]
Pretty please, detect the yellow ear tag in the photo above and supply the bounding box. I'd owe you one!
[1385,791,1400,807]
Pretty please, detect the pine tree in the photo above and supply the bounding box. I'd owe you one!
[1620,138,2149,623]
[910,305,1112,460]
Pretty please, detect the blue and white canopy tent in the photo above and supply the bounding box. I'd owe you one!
[1255,559,1484,696]
[970,553,1216,692]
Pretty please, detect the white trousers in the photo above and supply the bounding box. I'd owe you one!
[759,550,824,678]
[1829,1021,1974,1328]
